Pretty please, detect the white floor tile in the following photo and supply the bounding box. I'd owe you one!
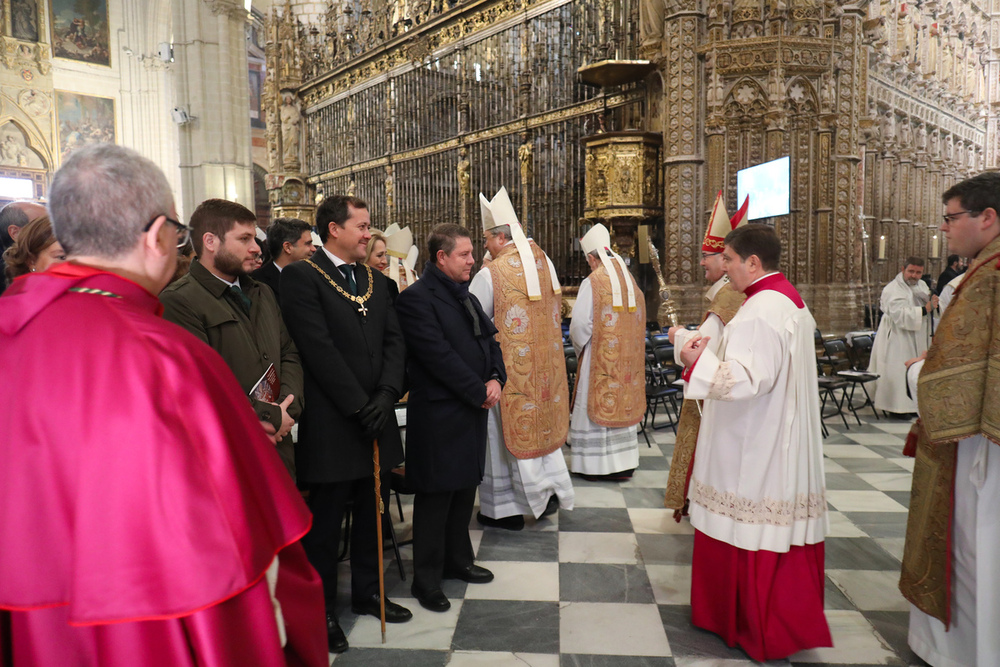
[571,484,627,508]
[559,531,639,563]
[790,609,898,664]
[629,507,696,534]
[645,563,692,605]
[846,433,911,447]
[446,652,560,667]
[619,470,668,488]
[463,561,560,601]
[874,537,905,562]
[674,659,790,667]
[560,602,671,656]
[825,490,908,512]
[347,600,462,650]
[822,444,882,458]
[826,511,869,538]
[827,570,909,612]
[823,460,850,474]
[889,457,915,472]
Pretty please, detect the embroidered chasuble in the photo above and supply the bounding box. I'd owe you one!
[584,262,646,428]
[487,242,570,459]
[664,281,744,514]
[900,233,1000,626]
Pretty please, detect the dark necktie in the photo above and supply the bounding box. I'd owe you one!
[339,264,358,296]
[228,284,252,315]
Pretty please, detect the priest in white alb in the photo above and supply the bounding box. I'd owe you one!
[384,224,419,292]
[677,224,831,662]
[469,187,575,530]
[867,257,937,415]
[665,192,747,517]
[567,223,645,479]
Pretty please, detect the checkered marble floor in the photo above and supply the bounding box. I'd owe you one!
[329,413,928,666]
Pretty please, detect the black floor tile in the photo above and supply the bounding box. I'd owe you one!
[451,599,561,653]
[861,610,928,666]
[657,604,749,660]
[476,529,559,562]
[834,458,915,473]
[623,488,671,508]
[331,649,448,666]
[824,536,902,570]
[844,512,910,538]
[559,563,655,603]
[558,507,634,533]
[825,473,879,491]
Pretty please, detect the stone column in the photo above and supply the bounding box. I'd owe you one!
[173,0,254,217]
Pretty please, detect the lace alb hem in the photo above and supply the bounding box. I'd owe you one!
[690,479,826,526]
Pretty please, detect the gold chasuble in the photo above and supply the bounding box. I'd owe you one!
[900,234,1000,626]
[663,282,745,516]
[488,242,570,459]
[586,262,647,428]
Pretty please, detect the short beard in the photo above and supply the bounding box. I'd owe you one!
[215,246,248,278]
[905,278,919,287]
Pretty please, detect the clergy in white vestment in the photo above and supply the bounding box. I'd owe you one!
[900,172,1000,667]
[938,271,964,314]
[567,223,645,479]
[867,259,937,414]
[469,187,575,531]
[664,192,747,517]
[677,224,831,662]
[384,225,419,291]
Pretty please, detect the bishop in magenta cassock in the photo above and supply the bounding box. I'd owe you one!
[677,224,831,662]
[0,144,327,666]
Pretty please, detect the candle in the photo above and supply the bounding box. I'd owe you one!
[878,235,886,260]
[931,234,939,258]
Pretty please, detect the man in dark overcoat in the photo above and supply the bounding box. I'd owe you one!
[395,223,506,612]
[280,195,411,654]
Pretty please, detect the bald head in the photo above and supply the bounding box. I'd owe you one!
[0,201,47,249]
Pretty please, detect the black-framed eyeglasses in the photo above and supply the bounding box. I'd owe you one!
[144,214,191,248]
[701,252,722,260]
[942,210,981,224]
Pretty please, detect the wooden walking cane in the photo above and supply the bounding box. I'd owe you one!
[373,438,386,643]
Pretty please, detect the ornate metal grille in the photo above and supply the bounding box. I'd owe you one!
[303,0,641,286]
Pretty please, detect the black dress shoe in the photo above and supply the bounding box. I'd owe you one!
[351,594,413,623]
[540,495,559,517]
[476,511,524,530]
[411,583,451,612]
[325,612,348,654]
[443,563,494,584]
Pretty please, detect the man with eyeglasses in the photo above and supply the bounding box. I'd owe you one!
[0,144,328,665]
[160,199,303,479]
[900,173,1000,667]
[664,192,746,519]
[867,255,937,417]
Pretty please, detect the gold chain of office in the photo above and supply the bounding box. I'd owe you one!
[305,259,374,316]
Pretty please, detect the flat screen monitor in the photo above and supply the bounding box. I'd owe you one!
[737,156,790,220]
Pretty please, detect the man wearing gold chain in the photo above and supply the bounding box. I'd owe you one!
[469,187,575,530]
[281,195,412,653]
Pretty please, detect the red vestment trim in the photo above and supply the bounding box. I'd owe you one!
[742,272,805,308]
[690,530,832,662]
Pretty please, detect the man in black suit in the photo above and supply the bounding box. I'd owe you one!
[935,253,963,295]
[280,195,411,653]
[252,216,315,301]
[396,223,505,612]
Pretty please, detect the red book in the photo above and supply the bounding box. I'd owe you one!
[250,364,279,403]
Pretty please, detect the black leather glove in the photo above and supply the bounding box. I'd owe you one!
[357,387,396,440]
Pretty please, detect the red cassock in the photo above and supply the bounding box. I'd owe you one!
[691,531,832,662]
[0,264,328,666]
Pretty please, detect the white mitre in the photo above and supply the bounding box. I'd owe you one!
[385,225,415,289]
[580,223,636,311]
[479,186,559,299]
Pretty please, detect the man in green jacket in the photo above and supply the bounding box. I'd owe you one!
[161,198,303,479]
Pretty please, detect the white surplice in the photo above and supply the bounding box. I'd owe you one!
[469,259,575,519]
[938,273,965,315]
[868,273,932,413]
[683,274,827,552]
[567,277,639,476]
[905,360,1000,667]
[672,275,729,365]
